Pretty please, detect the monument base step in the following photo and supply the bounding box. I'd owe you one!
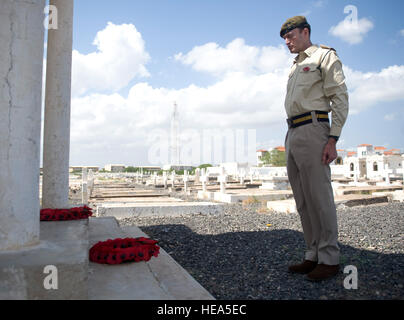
[0,220,89,300]
[88,217,214,300]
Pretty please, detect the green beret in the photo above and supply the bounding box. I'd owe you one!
[280,16,310,38]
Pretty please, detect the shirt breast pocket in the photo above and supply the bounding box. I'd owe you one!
[297,65,321,87]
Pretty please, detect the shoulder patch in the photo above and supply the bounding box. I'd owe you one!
[320,44,336,52]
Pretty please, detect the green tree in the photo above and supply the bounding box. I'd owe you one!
[198,164,212,169]
[261,149,286,167]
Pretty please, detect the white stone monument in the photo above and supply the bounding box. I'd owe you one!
[239,168,246,186]
[88,169,94,195]
[163,171,168,189]
[183,170,189,193]
[402,159,404,190]
[201,168,208,192]
[82,167,88,183]
[218,167,227,194]
[194,168,201,184]
[171,171,176,188]
[82,167,88,204]
[384,164,391,185]
[153,172,157,186]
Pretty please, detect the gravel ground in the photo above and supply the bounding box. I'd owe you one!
[119,194,404,300]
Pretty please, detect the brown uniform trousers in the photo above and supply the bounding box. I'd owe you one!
[285,111,340,265]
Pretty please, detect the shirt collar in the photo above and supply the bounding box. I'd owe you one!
[294,44,319,62]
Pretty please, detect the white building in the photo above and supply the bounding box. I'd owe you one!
[104,164,126,172]
[332,144,403,180]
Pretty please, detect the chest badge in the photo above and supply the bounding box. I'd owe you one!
[303,67,310,72]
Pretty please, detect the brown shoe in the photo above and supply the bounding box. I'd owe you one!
[288,260,318,274]
[306,264,340,282]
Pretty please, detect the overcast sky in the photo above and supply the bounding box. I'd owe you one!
[42,0,404,167]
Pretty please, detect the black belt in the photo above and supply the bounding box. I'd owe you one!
[287,111,329,128]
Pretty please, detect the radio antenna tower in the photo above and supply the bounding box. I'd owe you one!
[170,102,180,165]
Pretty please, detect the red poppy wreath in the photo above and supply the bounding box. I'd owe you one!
[40,206,93,221]
[89,237,160,265]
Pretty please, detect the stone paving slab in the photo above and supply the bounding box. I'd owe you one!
[88,217,214,300]
[267,194,390,213]
[90,196,184,204]
[198,189,293,203]
[96,202,225,218]
[335,185,403,196]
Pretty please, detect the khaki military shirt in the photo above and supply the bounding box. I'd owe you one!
[285,44,349,137]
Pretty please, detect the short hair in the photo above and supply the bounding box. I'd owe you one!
[298,24,311,36]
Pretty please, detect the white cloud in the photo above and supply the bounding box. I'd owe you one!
[174,38,292,76]
[71,22,150,97]
[329,17,374,44]
[344,65,404,114]
[400,29,404,37]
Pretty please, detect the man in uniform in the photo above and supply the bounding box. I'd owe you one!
[280,16,349,281]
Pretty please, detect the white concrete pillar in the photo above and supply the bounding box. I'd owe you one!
[42,0,74,208]
[0,0,46,250]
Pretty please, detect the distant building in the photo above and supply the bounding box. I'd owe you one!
[69,166,99,173]
[104,164,125,172]
[374,146,386,155]
[332,144,403,179]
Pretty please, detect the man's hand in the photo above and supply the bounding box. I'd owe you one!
[322,138,338,165]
